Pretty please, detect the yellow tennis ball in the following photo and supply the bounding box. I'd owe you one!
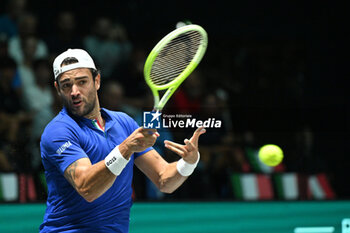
[258,144,283,166]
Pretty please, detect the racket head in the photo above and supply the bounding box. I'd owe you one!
[144,25,208,111]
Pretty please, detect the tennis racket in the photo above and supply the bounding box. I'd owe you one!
[144,24,208,113]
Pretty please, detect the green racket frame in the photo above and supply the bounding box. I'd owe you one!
[144,24,208,111]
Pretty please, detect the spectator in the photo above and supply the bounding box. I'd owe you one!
[0,35,9,58]
[108,23,133,76]
[171,71,203,115]
[198,92,243,197]
[45,11,83,59]
[0,0,27,39]
[0,56,31,171]
[169,71,205,143]
[26,58,55,169]
[17,36,40,104]
[8,12,48,65]
[0,34,22,94]
[117,47,149,98]
[99,80,139,117]
[84,17,132,79]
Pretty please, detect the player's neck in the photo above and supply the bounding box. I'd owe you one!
[84,102,104,125]
[87,110,105,130]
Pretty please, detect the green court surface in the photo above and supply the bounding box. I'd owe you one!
[0,201,349,233]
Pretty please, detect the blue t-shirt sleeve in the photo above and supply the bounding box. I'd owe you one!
[118,112,154,158]
[41,122,88,174]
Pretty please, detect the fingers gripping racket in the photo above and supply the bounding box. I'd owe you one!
[144,24,208,113]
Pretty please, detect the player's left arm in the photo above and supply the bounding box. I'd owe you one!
[134,127,206,193]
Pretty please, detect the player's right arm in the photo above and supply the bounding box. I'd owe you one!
[63,158,116,202]
[63,127,158,202]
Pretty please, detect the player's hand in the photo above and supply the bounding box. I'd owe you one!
[119,127,159,159]
[164,127,206,164]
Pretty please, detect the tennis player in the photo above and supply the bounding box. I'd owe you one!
[39,49,205,233]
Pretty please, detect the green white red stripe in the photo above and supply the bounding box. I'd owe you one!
[0,173,40,202]
[274,173,300,200]
[231,174,274,200]
[308,174,335,199]
[0,173,18,201]
[92,119,104,132]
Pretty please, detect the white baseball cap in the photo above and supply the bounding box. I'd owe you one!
[53,49,96,80]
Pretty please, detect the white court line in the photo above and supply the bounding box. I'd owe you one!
[294,227,335,233]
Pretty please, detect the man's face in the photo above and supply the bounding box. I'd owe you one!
[55,68,100,117]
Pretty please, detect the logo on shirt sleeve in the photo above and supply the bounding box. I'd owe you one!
[56,141,72,155]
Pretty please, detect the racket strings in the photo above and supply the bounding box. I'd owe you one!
[151,34,201,81]
[150,30,203,86]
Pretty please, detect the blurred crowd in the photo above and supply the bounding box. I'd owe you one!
[1,0,336,201]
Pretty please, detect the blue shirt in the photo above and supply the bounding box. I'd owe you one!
[40,107,152,233]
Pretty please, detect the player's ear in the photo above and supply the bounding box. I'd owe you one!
[95,73,101,90]
[54,81,61,96]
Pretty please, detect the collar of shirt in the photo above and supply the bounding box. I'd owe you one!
[62,107,116,132]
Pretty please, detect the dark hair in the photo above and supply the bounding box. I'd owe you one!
[60,56,78,66]
[57,57,99,85]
